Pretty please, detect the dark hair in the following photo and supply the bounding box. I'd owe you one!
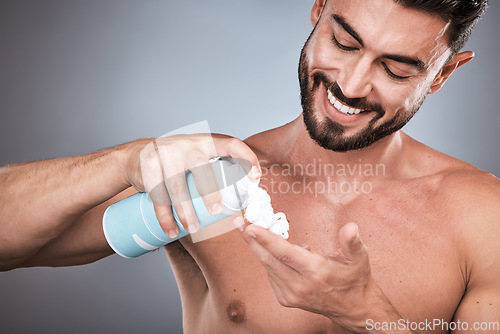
[394,0,488,55]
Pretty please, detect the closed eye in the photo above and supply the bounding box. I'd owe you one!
[382,62,411,80]
[332,33,358,52]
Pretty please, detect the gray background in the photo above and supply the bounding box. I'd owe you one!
[0,1,498,333]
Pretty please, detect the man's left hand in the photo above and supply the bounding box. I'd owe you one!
[241,222,392,330]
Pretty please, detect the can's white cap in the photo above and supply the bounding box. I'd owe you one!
[212,157,289,240]
[212,158,258,215]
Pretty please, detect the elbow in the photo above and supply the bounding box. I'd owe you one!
[0,247,37,272]
[0,258,28,272]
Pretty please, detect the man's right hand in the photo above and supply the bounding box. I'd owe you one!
[120,134,262,239]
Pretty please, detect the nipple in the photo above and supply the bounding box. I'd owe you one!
[226,300,246,323]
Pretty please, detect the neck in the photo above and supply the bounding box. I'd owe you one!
[281,115,406,178]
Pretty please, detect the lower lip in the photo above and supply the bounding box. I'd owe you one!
[321,85,372,125]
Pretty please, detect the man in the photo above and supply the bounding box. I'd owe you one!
[1,0,498,333]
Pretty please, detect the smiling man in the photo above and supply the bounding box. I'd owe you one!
[300,1,471,152]
[1,0,499,333]
[238,0,499,332]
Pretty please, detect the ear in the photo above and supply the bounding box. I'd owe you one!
[311,0,327,26]
[428,51,474,94]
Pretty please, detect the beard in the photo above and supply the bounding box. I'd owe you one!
[298,36,427,152]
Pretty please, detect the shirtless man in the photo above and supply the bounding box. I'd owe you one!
[1,0,499,333]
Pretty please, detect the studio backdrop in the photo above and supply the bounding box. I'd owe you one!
[0,1,498,333]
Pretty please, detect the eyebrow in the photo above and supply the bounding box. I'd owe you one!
[331,14,426,70]
[382,54,425,69]
[331,14,364,47]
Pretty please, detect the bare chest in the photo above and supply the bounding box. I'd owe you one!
[266,175,466,318]
[172,176,466,333]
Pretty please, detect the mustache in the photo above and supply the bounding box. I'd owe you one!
[312,72,385,116]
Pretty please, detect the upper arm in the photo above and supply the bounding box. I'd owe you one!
[452,285,500,333]
[20,187,138,269]
[450,172,500,333]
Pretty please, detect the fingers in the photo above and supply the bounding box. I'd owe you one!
[299,244,311,252]
[339,223,367,260]
[232,215,247,232]
[213,136,262,180]
[243,225,311,271]
[242,225,299,276]
[189,161,224,216]
[241,224,313,309]
[135,133,261,239]
[152,203,178,239]
[142,140,201,236]
[162,165,200,234]
[139,142,179,238]
[149,181,177,238]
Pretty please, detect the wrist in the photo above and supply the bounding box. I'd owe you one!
[117,138,152,190]
[330,279,404,333]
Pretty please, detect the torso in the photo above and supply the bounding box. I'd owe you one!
[164,128,483,334]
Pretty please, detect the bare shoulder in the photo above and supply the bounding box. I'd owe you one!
[441,168,500,286]
[439,166,499,205]
[404,134,498,198]
[438,166,500,236]
[416,142,500,215]
[243,124,290,165]
[408,137,500,273]
[414,137,498,209]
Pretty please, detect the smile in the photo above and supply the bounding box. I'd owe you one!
[327,88,363,115]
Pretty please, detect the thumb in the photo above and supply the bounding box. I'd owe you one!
[339,223,366,260]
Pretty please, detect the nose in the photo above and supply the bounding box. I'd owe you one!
[337,57,373,98]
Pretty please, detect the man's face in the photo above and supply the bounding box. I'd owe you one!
[299,0,452,152]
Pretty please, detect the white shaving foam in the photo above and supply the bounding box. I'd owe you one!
[243,179,289,239]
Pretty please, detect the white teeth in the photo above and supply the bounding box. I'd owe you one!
[327,89,363,115]
[341,104,351,114]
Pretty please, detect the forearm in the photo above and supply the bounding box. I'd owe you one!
[0,141,141,265]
